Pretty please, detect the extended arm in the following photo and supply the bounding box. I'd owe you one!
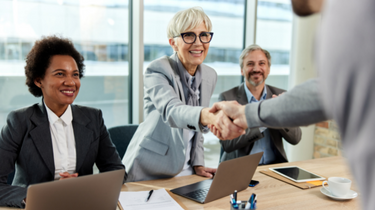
[245,79,329,128]
[145,58,243,138]
[210,79,330,139]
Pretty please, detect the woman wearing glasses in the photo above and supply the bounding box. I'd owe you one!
[123,7,243,182]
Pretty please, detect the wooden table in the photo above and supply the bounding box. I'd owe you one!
[0,156,360,210]
[121,156,361,210]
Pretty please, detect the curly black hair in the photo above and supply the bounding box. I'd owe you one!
[25,35,85,97]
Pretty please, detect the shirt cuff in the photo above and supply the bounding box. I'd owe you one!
[259,127,267,133]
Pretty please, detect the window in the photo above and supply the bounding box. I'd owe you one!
[0,0,129,129]
[256,0,293,90]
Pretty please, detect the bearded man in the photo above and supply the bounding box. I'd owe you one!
[219,44,302,164]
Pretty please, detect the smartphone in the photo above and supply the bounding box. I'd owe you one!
[249,180,259,187]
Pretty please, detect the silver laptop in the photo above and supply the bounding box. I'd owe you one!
[25,169,125,210]
[171,152,263,203]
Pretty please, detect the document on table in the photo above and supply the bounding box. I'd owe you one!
[118,188,184,210]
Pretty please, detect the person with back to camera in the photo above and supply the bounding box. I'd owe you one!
[0,35,126,208]
[122,6,244,182]
[209,0,375,209]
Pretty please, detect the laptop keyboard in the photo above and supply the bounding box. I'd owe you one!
[185,188,209,201]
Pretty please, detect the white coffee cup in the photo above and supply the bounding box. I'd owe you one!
[322,177,351,197]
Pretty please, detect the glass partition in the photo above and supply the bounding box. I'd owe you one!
[0,0,130,129]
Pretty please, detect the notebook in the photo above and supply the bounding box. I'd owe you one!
[25,169,125,210]
[170,152,263,203]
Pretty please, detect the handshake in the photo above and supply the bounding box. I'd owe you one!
[201,101,249,140]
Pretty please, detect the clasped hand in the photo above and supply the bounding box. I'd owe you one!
[207,101,248,140]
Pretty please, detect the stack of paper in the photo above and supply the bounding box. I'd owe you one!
[118,189,184,210]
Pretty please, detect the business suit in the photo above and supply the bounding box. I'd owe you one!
[219,83,302,163]
[122,53,217,182]
[0,102,126,208]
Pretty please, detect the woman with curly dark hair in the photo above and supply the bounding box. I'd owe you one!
[0,35,126,208]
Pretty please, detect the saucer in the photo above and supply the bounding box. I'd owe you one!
[320,187,358,200]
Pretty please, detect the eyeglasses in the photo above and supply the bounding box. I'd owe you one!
[174,32,214,44]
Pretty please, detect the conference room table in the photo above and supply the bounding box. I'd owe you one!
[0,156,360,210]
[119,156,360,210]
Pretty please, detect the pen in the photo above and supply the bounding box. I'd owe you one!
[145,189,154,202]
[234,190,237,203]
[245,193,255,209]
[230,194,238,209]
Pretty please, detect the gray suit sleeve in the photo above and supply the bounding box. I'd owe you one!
[0,111,27,208]
[245,79,330,128]
[144,60,203,131]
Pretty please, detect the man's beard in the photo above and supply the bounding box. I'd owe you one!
[247,72,264,87]
[248,78,264,87]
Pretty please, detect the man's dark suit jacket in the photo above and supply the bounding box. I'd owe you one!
[219,83,302,163]
[0,102,126,208]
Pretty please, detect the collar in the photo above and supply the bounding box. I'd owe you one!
[44,102,73,126]
[244,83,267,103]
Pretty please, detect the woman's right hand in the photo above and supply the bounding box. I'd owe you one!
[200,108,245,140]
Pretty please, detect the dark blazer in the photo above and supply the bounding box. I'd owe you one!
[219,83,302,163]
[0,102,126,208]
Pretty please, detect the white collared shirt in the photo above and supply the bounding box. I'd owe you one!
[45,103,77,179]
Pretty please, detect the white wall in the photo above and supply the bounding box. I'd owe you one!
[284,13,321,162]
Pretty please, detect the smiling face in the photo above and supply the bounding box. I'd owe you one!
[169,22,210,75]
[241,50,270,89]
[34,55,80,116]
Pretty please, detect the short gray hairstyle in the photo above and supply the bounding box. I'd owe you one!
[167,7,212,39]
[239,44,271,69]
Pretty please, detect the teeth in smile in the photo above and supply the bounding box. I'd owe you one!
[62,91,73,94]
[190,51,202,54]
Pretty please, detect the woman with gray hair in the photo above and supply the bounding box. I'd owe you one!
[123,7,244,182]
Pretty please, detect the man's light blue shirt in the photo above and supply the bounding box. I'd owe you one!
[244,83,277,165]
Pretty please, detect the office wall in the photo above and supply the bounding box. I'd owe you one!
[313,120,342,158]
[284,13,321,162]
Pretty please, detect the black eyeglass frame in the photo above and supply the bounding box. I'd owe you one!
[173,32,214,44]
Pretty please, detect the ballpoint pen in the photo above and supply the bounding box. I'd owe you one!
[145,189,154,202]
[230,194,238,209]
[234,190,237,203]
[245,193,255,209]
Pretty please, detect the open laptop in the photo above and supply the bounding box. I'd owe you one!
[171,152,263,203]
[25,169,125,210]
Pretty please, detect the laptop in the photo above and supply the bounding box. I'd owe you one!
[25,169,125,210]
[171,152,263,203]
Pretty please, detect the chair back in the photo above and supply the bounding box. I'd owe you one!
[108,124,138,159]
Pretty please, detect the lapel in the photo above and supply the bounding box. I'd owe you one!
[237,83,250,105]
[169,54,186,104]
[265,85,272,100]
[29,102,55,176]
[71,105,94,172]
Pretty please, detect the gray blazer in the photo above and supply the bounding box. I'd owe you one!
[122,53,217,182]
[219,84,302,163]
[0,102,126,208]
